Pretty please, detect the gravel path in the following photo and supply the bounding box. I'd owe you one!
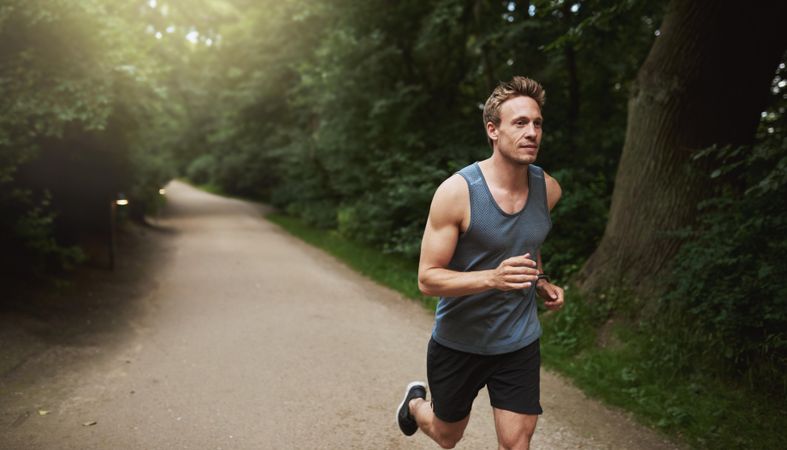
[0,181,682,449]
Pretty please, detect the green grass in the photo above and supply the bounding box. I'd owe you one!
[540,292,785,450]
[184,179,228,197]
[265,211,783,449]
[196,182,225,196]
[265,212,437,311]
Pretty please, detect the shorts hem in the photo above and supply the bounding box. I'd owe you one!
[433,407,471,423]
[490,402,543,416]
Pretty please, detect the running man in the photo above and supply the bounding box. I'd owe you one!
[397,76,564,450]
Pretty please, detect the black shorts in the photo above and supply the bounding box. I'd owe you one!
[426,337,542,422]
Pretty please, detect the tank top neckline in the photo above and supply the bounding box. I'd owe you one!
[473,162,533,217]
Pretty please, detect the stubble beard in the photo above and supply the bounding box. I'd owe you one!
[499,145,537,166]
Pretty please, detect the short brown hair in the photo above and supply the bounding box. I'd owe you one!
[482,76,545,146]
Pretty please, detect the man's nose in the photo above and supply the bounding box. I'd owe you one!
[524,123,537,138]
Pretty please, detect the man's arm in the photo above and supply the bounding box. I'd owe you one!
[417,175,539,298]
[537,171,565,310]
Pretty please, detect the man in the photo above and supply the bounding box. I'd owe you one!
[396,76,564,450]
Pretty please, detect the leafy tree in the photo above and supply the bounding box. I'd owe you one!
[577,0,787,294]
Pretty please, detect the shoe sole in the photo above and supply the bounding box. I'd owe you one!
[396,381,427,431]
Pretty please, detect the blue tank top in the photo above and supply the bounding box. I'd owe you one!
[432,162,552,355]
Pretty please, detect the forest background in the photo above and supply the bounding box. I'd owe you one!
[1,0,784,448]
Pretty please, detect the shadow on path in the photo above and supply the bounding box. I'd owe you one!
[0,220,173,400]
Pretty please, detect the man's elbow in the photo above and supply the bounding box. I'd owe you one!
[418,279,432,296]
[418,274,437,297]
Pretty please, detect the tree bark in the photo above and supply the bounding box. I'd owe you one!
[576,0,786,295]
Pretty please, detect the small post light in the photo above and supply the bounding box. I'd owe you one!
[108,193,127,270]
[115,193,129,206]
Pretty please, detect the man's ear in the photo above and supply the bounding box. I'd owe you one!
[485,121,498,142]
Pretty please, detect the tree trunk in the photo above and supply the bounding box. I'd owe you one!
[576,0,786,295]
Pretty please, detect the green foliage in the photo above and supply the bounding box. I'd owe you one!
[183,0,663,273]
[0,0,186,276]
[1,189,85,276]
[541,284,786,449]
[648,122,787,394]
[186,154,217,185]
[542,69,787,448]
[541,168,610,280]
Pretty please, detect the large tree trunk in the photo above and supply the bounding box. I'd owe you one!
[576,0,786,295]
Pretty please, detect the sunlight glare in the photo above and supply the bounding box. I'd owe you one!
[186,30,199,44]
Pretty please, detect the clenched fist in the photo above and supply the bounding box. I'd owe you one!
[488,253,539,291]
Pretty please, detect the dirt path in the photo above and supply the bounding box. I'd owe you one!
[0,181,682,449]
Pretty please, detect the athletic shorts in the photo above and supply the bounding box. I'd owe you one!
[426,337,542,422]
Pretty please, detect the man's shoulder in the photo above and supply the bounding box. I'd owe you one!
[429,172,471,226]
[434,173,469,201]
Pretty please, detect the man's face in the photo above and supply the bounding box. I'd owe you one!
[487,96,543,165]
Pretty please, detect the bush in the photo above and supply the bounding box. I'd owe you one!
[186,154,217,185]
[650,132,787,394]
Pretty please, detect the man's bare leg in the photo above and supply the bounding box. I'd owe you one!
[409,398,470,449]
[492,407,538,450]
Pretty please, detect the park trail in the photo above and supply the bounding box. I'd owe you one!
[0,180,683,449]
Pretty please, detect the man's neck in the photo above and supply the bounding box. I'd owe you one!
[480,153,529,192]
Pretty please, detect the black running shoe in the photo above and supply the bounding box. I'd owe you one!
[397,381,427,436]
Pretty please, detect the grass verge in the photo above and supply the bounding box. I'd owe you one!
[539,290,784,450]
[266,212,436,311]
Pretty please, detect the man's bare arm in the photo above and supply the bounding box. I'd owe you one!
[537,171,565,310]
[417,175,538,297]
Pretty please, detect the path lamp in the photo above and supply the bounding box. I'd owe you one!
[109,193,128,270]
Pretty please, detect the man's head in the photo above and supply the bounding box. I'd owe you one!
[483,76,546,165]
[483,76,546,134]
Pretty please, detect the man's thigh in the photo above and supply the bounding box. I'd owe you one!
[426,338,490,422]
[486,339,543,415]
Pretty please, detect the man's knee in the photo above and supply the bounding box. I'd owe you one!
[494,410,537,450]
[435,432,463,449]
[432,417,467,449]
[497,431,533,450]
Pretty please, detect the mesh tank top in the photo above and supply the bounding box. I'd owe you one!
[432,162,552,355]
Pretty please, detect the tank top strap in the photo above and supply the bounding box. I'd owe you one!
[528,164,549,214]
[456,162,483,189]
[456,162,489,216]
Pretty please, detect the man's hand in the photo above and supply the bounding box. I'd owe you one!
[489,253,539,291]
[537,280,564,311]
